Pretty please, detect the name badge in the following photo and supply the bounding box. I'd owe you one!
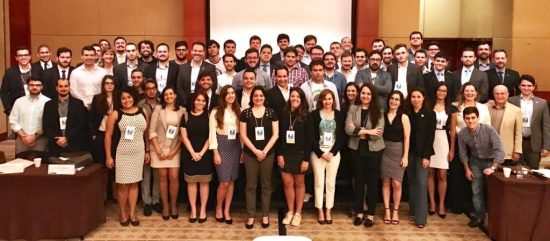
[124,126,136,140]
[166,125,177,139]
[228,127,237,140]
[286,130,295,144]
[523,116,530,128]
[59,117,67,130]
[436,118,443,129]
[323,132,333,144]
[255,127,265,141]
[395,83,402,90]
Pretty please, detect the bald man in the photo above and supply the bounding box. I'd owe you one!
[488,85,522,166]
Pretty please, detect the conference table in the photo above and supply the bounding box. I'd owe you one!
[488,172,550,241]
[0,163,107,241]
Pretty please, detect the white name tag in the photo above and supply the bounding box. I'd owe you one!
[523,116,531,128]
[124,126,136,140]
[395,83,403,90]
[0,163,25,174]
[255,127,265,141]
[59,117,67,130]
[166,125,177,139]
[48,164,76,175]
[228,127,237,140]
[286,130,295,144]
[323,132,333,144]
[436,118,443,129]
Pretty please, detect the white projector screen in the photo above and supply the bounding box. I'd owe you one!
[209,0,353,58]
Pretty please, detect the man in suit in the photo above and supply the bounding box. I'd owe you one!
[113,43,149,88]
[144,43,179,92]
[205,40,225,75]
[191,71,218,111]
[456,47,489,103]
[474,42,495,71]
[388,44,423,99]
[488,85,522,166]
[426,41,440,71]
[508,75,550,169]
[113,36,127,65]
[138,40,157,65]
[355,50,392,110]
[31,44,56,78]
[486,49,520,100]
[407,31,424,64]
[271,33,289,65]
[42,78,91,156]
[259,44,276,79]
[170,40,188,66]
[266,65,290,117]
[353,48,368,71]
[1,46,41,114]
[329,42,343,69]
[231,48,272,91]
[235,35,262,72]
[42,47,74,99]
[175,42,218,106]
[423,52,460,103]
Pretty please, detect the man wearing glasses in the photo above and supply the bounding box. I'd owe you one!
[354,50,392,110]
[171,41,189,66]
[231,48,273,91]
[1,47,41,115]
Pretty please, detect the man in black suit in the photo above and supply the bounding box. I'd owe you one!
[113,36,127,65]
[486,49,520,100]
[170,40,188,66]
[42,78,91,156]
[144,43,179,92]
[190,71,218,111]
[1,46,41,114]
[113,43,149,88]
[259,44,277,80]
[31,44,57,78]
[423,52,460,103]
[457,48,489,103]
[138,40,157,65]
[42,47,74,99]
[474,42,495,71]
[266,65,290,116]
[271,33,289,65]
[175,42,218,106]
[388,44,424,99]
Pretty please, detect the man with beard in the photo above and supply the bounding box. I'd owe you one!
[271,33,289,65]
[205,40,225,75]
[339,52,356,82]
[9,77,50,158]
[302,35,317,65]
[355,50,392,109]
[456,47,489,103]
[388,44,423,99]
[323,52,346,99]
[113,43,149,88]
[330,42,343,69]
[175,42,218,105]
[474,42,495,71]
[235,36,262,72]
[1,47,41,114]
[353,48,368,71]
[381,46,394,71]
[310,45,324,62]
[341,37,354,53]
[294,45,311,73]
[145,43,179,92]
[371,38,385,51]
[42,78,91,156]
[486,49,520,100]
[130,69,146,100]
[138,40,157,65]
[231,48,272,90]
[216,54,238,93]
[408,31,424,63]
[170,41,189,66]
[113,36,127,65]
[99,39,110,52]
[42,47,75,99]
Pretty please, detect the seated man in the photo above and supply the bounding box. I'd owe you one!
[43,78,91,157]
[458,106,505,228]
[9,78,50,159]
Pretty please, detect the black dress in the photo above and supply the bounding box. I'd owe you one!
[275,111,313,174]
[180,111,214,178]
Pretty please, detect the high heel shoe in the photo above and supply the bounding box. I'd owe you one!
[353,216,364,226]
[119,219,130,226]
[198,217,207,223]
[245,219,254,229]
[364,218,374,228]
[438,213,446,219]
[391,209,400,225]
[384,208,391,224]
[130,218,140,226]
[428,210,436,216]
[261,217,269,228]
[162,215,170,221]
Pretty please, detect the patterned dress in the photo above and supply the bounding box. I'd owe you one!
[115,108,147,184]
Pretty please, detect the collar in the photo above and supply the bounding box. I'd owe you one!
[520,93,534,101]
[463,65,474,71]
[157,61,169,70]
[496,67,506,73]
[277,84,289,93]
[191,60,203,68]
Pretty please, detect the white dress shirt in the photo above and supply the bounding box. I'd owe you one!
[69,65,107,106]
[9,94,50,134]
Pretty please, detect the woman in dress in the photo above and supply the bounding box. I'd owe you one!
[105,87,149,226]
[276,87,313,227]
[311,89,344,225]
[407,88,436,228]
[381,91,410,225]
[210,85,242,225]
[427,82,457,218]
[180,89,213,223]
[239,86,279,229]
[149,86,186,220]
[345,83,385,227]
[100,48,115,75]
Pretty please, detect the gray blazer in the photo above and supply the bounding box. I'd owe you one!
[354,69,392,110]
[345,104,385,151]
[457,68,489,103]
[508,95,550,152]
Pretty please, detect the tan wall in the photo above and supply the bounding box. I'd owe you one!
[421,0,461,38]
[29,0,185,60]
[378,0,420,47]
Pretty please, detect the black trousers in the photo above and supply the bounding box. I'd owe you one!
[352,150,382,215]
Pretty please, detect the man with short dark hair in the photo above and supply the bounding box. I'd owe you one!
[113,43,149,88]
[339,52,356,82]
[32,44,56,74]
[175,42,218,105]
[259,44,276,77]
[355,50,392,109]
[42,47,75,99]
[113,36,127,65]
[224,39,245,71]
[302,35,317,65]
[145,43,179,92]
[381,46,393,71]
[138,40,157,65]
[414,50,430,74]
[371,38,385,51]
[474,42,495,71]
[301,60,339,111]
[171,40,189,66]
[408,31,424,63]
[456,47,489,103]
[205,40,225,75]
[231,48,272,90]
[330,42,343,68]
[99,39,110,52]
[69,45,107,108]
[1,46,41,114]
[426,41,440,70]
[323,52,346,99]
[274,47,308,88]
[217,54,238,93]
[272,33,289,65]
[266,66,290,117]
[486,49,520,100]
[423,52,460,103]
[353,48,368,71]
[130,69,146,99]
[294,44,311,73]
[388,44,424,99]
[310,45,324,61]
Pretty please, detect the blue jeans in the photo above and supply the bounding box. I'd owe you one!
[469,156,493,221]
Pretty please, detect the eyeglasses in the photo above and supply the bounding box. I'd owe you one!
[176,48,187,52]
[28,84,42,87]
[369,58,382,62]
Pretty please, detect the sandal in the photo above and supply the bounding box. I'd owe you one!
[391,209,400,225]
[383,208,391,224]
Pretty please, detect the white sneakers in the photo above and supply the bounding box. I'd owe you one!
[282,212,293,225]
[282,212,302,226]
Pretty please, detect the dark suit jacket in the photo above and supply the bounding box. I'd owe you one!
[474,60,495,70]
[409,107,436,159]
[113,62,149,88]
[354,69,392,109]
[186,91,218,112]
[41,66,75,99]
[486,68,520,100]
[144,62,180,90]
[388,63,424,97]
[0,66,42,113]
[508,95,550,152]
[42,96,92,156]
[266,86,287,117]
[456,67,489,103]
[423,70,460,103]
[235,57,247,72]
[175,61,218,106]
[271,51,284,65]
[31,61,57,80]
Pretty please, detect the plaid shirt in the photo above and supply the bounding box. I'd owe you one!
[458,123,505,164]
[272,64,309,88]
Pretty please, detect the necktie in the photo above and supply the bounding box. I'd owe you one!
[42,61,47,70]
[61,70,66,79]
[262,64,268,73]
[437,72,443,82]
[498,71,504,83]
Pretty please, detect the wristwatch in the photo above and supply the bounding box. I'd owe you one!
[490,166,497,171]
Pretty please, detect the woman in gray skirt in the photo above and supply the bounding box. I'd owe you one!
[381,91,410,225]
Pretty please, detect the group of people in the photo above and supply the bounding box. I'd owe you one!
[2,31,549,230]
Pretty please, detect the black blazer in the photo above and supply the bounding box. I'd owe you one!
[42,96,92,156]
[409,107,436,159]
[0,66,42,113]
[175,61,218,106]
[423,70,460,103]
[31,61,57,80]
[388,63,424,97]
[486,68,520,100]
[113,62,149,88]
[271,51,284,65]
[144,62,180,90]
[41,66,74,99]
[266,86,287,117]
[311,109,345,157]
[88,94,114,136]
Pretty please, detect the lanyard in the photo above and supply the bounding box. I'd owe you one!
[289,113,298,130]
